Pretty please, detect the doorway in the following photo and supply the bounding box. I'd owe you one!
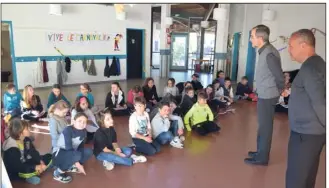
[127,29,144,79]
[170,33,188,71]
[1,22,13,83]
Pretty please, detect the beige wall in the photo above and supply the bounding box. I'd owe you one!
[1,30,13,81]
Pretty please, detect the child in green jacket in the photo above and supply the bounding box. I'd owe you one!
[184,92,220,136]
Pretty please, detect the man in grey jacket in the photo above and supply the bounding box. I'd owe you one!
[285,29,326,188]
[244,25,284,165]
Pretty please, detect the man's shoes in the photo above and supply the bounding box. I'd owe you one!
[248,151,258,158]
[244,157,268,166]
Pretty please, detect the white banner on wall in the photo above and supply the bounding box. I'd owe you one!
[13,29,126,56]
[46,31,125,53]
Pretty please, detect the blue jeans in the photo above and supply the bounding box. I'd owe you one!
[96,147,133,166]
[53,148,93,171]
[155,120,179,145]
[132,138,161,156]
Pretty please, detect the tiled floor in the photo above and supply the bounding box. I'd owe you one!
[2,71,326,188]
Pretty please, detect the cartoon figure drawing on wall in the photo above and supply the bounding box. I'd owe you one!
[114,34,123,51]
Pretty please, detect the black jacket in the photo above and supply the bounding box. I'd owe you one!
[104,57,110,78]
[3,137,41,180]
[176,82,185,94]
[191,80,203,91]
[142,85,159,102]
[180,95,196,116]
[109,56,120,76]
[105,90,126,109]
[236,83,252,96]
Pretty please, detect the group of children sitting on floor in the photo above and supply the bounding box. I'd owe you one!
[1,69,292,185]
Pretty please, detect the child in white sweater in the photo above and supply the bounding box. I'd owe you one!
[163,78,179,97]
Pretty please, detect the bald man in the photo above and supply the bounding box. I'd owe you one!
[286,29,326,188]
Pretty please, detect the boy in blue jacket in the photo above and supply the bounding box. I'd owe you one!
[3,83,22,118]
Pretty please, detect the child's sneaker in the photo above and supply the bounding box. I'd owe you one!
[103,161,115,171]
[53,170,72,183]
[67,165,79,173]
[131,154,147,164]
[26,176,41,185]
[170,137,184,149]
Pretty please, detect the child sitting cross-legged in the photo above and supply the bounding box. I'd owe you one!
[52,113,93,183]
[48,100,70,152]
[236,76,253,100]
[184,92,221,136]
[71,96,100,142]
[151,101,184,149]
[127,85,144,110]
[21,85,47,122]
[47,84,71,109]
[93,109,147,171]
[105,82,130,116]
[3,83,23,119]
[180,86,197,116]
[129,96,161,156]
[2,118,52,185]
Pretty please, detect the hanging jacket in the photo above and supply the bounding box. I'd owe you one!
[104,57,110,78]
[116,58,121,75]
[88,58,97,76]
[109,56,119,76]
[82,58,87,72]
[65,57,71,73]
[56,59,68,86]
[42,60,49,83]
[62,60,68,82]
[36,58,43,84]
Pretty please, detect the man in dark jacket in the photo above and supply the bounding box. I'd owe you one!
[244,25,284,165]
[285,29,326,188]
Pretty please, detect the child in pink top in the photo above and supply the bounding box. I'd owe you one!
[127,85,144,112]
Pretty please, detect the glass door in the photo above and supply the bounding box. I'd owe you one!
[170,33,188,71]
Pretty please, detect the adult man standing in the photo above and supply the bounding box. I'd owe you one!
[244,25,284,165]
[285,29,326,188]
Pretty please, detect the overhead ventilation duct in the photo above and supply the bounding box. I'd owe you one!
[49,4,63,16]
[192,24,200,31]
[201,21,209,28]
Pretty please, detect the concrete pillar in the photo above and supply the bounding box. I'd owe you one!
[213,4,230,78]
[159,4,171,78]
